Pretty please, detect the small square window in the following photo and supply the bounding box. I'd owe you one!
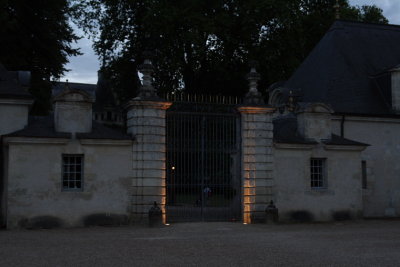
[310,158,326,189]
[62,154,83,191]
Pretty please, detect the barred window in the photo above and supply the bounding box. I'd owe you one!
[310,158,326,188]
[62,154,83,191]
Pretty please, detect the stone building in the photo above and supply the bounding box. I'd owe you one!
[0,20,399,228]
[270,20,400,219]
[0,69,133,228]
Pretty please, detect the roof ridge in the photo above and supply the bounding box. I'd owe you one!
[331,19,400,31]
[55,81,96,86]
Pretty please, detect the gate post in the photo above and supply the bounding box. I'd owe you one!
[125,54,172,223]
[237,62,275,223]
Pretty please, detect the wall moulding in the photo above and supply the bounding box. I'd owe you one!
[237,106,275,114]
[124,100,172,111]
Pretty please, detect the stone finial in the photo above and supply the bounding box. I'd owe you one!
[334,0,340,19]
[135,51,160,100]
[244,60,264,105]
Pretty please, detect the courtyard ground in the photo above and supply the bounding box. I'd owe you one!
[1,220,400,266]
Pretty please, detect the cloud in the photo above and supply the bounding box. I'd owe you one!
[61,23,100,84]
[349,0,400,24]
[382,1,400,24]
[62,36,99,84]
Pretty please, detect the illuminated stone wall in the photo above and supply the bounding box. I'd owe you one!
[238,106,275,223]
[126,100,172,223]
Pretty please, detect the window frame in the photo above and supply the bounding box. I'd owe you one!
[310,158,327,189]
[62,154,84,192]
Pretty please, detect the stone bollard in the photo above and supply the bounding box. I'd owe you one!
[265,200,279,224]
[148,201,163,227]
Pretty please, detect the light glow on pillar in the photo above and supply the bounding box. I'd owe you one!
[161,168,167,224]
[243,149,256,224]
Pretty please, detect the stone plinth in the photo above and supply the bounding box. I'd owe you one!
[238,106,275,223]
[126,100,172,223]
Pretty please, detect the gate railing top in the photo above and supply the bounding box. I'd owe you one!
[163,92,243,105]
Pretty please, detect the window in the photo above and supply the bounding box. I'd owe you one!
[362,160,367,189]
[310,158,326,188]
[62,154,83,191]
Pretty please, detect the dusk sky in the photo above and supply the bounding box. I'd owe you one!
[62,0,400,84]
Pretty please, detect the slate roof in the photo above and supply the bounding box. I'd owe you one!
[273,115,368,146]
[5,116,71,139]
[284,20,400,115]
[6,116,132,140]
[0,64,32,99]
[76,122,132,140]
[323,134,369,146]
[53,82,96,98]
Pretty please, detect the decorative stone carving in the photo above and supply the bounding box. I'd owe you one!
[135,51,162,101]
[244,61,264,105]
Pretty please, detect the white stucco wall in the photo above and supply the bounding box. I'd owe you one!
[5,138,133,228]
[274,144,363,221]
[332,116,400,217]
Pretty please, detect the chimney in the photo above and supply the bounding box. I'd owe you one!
[53,83,95,134]
[390,65,400,113]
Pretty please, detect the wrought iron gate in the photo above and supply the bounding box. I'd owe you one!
[166,102,241,222]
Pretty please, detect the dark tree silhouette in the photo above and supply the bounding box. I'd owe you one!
[73,0,388,103]
[0,0,80,114]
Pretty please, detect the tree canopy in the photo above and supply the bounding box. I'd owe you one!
[0,0,80,114]
[72,0,387,103]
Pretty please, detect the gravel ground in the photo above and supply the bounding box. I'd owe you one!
[1,220,400,266]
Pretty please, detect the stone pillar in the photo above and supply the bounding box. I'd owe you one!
[126,100,171,223]
[238,61,275,223]
[238,106,275,223]
[125,53,172,223]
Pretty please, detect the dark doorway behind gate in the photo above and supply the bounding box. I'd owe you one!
[166,99,241,222]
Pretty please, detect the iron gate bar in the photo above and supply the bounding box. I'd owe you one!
[201,116,205,219]
[166,102,241,222]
